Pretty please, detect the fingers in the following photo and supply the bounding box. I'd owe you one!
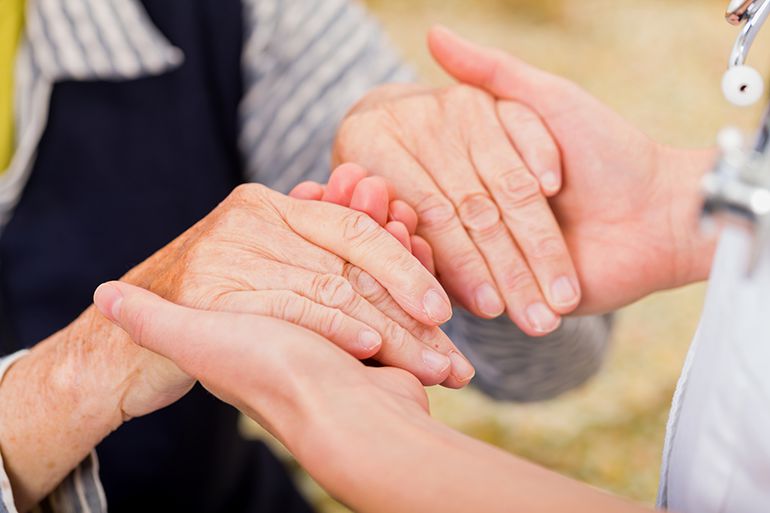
[497,101,562,196]
[344,265,475,388]
[94,281,222,373]
[427,25,576,119]
[282,195,453,326]
[410,236,436,275]
[469,120,580,319]
[349,176,391,226]
[346,145,505,320]
[389,200,419,234]
[428,167,561,334]
[385,221,412,252]
[293,165,429,263]
[322,163,369,205]
[219,290,383,360]
[214,261,463,386]
[289,181,325,201]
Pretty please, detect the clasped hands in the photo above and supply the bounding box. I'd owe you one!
[89,27,715,491]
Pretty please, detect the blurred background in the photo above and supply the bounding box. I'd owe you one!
[244,0,769,510]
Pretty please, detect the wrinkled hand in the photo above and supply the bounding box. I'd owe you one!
[429,27,717,314]
[106,183,475,421]
[334,82,582,336]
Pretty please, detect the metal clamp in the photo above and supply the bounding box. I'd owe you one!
[703,127,770,273]
[727,0,770,65]
[701,3,770,273]
[722,0,769,105]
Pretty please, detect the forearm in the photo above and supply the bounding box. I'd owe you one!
[304,405,651,513]
[0,308,130,511]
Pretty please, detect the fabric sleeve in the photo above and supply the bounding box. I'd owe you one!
[0,351,29,513]
[444,310,613,402]
[239,0,415,192]
[0,351,107,513]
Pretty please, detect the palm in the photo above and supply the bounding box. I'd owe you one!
[541,95,679,314]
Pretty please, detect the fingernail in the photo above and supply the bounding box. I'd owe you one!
[449,352,476,382]
[540,171,559,192]
[525,303,561,334]
[94,282,124,323]
[422,349,451,375]
[550,276,579,307]
[475,283,505,318]
[357,329,382,352]
[423,288,452,323]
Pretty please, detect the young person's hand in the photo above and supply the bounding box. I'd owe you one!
[290,163,435,274]
[96,281,650,513]
[94,281,431,453]
[429,27,718,314]
[335,82,582,336]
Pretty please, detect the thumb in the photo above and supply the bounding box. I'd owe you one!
[427,25,578,118]
[93,281,208,369]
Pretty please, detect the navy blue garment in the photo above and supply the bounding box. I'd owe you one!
[0,1,313,512]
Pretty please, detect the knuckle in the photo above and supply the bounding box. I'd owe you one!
[414,193,457,232]
[493,171,542,211]
[530,236,566,262]
[273,292,305,322]
[382,323,410,355]
[346,265,389,303]
[319,309,344,338]
[313,274,356,309]
[228,183,268,204]
[456,194,502,234]
[501,266,537,294]
[445,247,482,276]
[341,211,382,246]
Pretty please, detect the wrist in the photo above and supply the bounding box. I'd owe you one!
[288,378,441,504]
[657,144,719,288]
[0,309,132,509]
[37,307,136,432]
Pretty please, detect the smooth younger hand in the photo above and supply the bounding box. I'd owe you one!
[428,26,717,313]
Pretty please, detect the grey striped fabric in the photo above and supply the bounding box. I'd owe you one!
[446,309,611,402]
[0,0,612,511]
[239,0,414,192]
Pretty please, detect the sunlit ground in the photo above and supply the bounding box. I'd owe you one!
[242,1,769,510]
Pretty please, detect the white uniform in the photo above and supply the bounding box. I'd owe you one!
[659,228,770,512]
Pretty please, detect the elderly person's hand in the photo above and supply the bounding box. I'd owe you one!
[118,180,474,420]
[0,177,474,511]
[427,27,718,314]
[334,79,580,337]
